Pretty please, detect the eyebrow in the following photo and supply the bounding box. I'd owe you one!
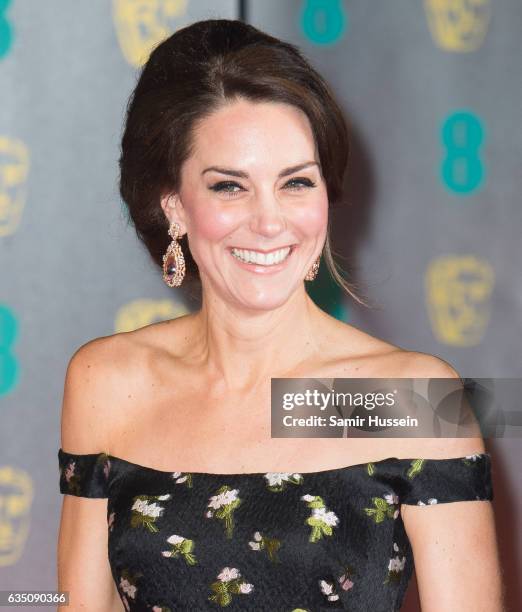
[201,161,319,179]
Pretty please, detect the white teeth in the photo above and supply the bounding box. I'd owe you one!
[231,247,292,266]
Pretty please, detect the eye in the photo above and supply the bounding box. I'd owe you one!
[284,177,317,190]
[209,181,244,196]
[209,177,317,197]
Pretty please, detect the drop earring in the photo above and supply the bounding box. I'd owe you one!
[162,221,186,287]
[305,255,321,281]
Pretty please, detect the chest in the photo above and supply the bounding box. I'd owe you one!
[110,357,408,473]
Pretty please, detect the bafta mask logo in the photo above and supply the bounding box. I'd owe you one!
[115,298,190,333]
[425,255,494,347]
[424,0,491,52]
[0,466,33,567]
[0,136,30,237]
[112,0,188,67]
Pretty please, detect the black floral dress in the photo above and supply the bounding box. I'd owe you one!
[58,448,493,611]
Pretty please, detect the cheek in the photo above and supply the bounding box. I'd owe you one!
[189,200,240,242]
[292,192,329,236]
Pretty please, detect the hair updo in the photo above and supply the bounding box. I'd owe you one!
[118,18,366,305]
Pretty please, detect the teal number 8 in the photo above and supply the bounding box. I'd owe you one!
[441,110,485,195]
[0,304,19,396]
[301,0,346,45]
[0,0,13,59]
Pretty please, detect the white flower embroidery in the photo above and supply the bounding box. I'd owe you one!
[217,567,240,582]
[239,582,254,594]
[301,494,315,502]
[388,555,406,572]
[465,453,482,461]
[312,506,339,527]
[319,579,339,601]
[208,488,239,509]
[264,472,302,486]
[166,534,184,545]
[384,493,399,505]
[417,498,438,506]
[156,494,171,501]
[119,577,137,599]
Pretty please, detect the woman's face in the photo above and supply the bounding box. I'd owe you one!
[163,98,329,311]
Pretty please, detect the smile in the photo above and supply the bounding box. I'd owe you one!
[230,246,295,267]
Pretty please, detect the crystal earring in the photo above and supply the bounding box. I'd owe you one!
[305,255,321,281]
[162,221,186,287]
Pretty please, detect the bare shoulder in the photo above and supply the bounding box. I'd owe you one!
[391,350,487,460]
[60,330,151,454]
[60,316,194,455]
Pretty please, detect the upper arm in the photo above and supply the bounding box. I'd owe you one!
[400,352,505,610]
[58,338,123,611]
[403,497,504,611]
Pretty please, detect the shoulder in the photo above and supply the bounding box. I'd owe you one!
[60,316,194,454]
[393,351,486,460]
[396,350,462,379]
[60,330,151,454]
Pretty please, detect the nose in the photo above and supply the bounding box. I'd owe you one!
[248,194,287,238]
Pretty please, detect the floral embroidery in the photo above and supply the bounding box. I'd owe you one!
[264,472,303,492]
[162,534,197,565]
[364,491,400,523]
[406,459,425,479]
[462,453,483,466]
[384,542,406,584]
[118,569,142,611]
[417,498,438,506]
[338,564,355,591]
[205,485,241,539]
[366,462,376,476]
[172,471,193,487]
[208,567,253,607]
[319,578,340,601]
[301,494,339,542]
[96,452,111,480]
[248,530,281,562]
[64,460,81,495]
[151,606,172,612]
[130,494,171,532]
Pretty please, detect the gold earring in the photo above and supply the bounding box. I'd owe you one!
[305,255,321,281]
[162,221,186,287]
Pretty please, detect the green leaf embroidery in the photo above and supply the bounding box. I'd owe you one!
[363,496,397,523]
[206,486,242,539]
[207,568,253,607]
[406,458,425,479]
[367,462,375,476]
[249,531,281,562]
[130,494,170,533]
[162,534,198,565]
[301,494,339,542]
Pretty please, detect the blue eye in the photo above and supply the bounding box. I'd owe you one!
[209,177,317,195]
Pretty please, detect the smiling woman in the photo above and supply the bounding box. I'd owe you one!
[57,17,503,612]
[116,18,366,306]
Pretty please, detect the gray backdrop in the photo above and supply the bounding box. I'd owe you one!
[1,1,520,609]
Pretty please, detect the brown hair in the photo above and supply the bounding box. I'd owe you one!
[118,18,368,306]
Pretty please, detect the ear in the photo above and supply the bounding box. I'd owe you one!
[160,192,187,234]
